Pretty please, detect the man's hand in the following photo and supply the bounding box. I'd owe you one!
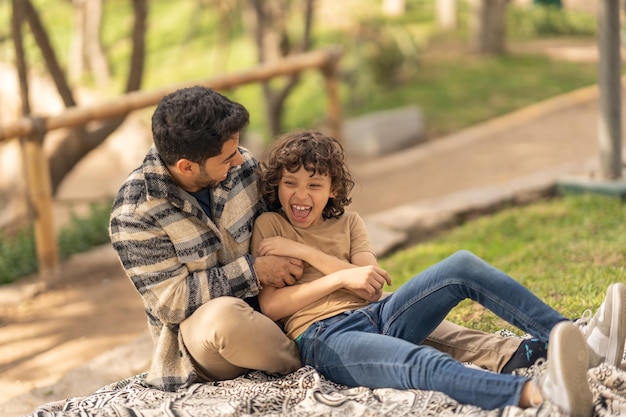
[254,255,304,288]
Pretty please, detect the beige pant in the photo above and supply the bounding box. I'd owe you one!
[423,319,521,372]
[180,296,301,381]
[180,297,520,382]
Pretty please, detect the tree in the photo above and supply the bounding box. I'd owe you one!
[177,0,317,137]
[245,0,315,137]
[188,0,240,74]
[11,0,147,194]
[468,0,508,55]
[69,0,111,86]
[436,0,457,30]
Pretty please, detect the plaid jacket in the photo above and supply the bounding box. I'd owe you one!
[109,146,264,391]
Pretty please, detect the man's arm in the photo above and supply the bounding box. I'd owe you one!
[110,212,260,325]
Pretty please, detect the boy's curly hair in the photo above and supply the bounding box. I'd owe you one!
[257,131,355,219]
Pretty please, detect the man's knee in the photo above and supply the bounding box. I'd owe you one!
[183,296,252,337]
[181,296,301,376]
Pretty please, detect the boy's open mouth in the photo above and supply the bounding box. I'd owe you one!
[291,204,311,222]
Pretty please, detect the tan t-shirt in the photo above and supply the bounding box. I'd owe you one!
[251,211,375,339]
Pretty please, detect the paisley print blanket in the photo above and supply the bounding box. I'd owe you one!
[24,361,626,417]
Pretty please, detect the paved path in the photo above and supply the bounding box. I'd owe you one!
[351,89,601,215]
[353,84,625,254]
[2,83,626,417]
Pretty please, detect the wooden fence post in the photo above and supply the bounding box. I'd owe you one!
[322,47,344,141]
[23,117,58,283]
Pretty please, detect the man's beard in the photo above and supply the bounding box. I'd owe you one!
[195,166,222,189]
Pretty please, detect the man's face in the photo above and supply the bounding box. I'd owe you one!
[190,133,243,191]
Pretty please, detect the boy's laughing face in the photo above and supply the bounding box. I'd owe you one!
[278,166,335,228]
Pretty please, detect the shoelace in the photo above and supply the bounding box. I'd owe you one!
[575,309,594,335]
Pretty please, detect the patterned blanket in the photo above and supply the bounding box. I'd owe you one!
[24,361,626,417]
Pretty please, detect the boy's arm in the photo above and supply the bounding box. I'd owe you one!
[256,236,367,273]
[259,272,343,320]
[259,265,390,321]
[257,237,385,301]
[251,212,390,315]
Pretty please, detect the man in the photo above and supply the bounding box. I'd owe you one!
[109,86,533,392]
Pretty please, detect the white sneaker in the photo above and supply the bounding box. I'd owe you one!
[542,322,593,417]
[579,283,626,368]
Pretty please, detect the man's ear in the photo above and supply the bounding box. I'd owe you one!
[174,158,195,177]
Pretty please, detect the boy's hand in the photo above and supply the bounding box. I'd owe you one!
[254,255,304,288]
[257,236,307,260]
[339,265,392,301]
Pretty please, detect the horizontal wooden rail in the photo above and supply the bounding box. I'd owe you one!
[0,46,343,142]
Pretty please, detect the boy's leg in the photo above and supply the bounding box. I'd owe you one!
[383,292,540,373]
[377,250,567,349]
[180,296,301,381]
[424,320,521,372]
[299,316,527,410]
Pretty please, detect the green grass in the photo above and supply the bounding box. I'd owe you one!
[0,202,112,284]
[0,228,37,283]
[341,51,598,138]
[380,194,626,334]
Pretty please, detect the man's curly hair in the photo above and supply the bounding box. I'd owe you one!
[257,131,355,219]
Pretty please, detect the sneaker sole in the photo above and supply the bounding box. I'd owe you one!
[547,322,593,417]
[607,283,626,367]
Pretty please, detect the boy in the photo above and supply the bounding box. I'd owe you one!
[251,130,626,416]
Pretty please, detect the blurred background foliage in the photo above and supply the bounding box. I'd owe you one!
[0,0,602,140]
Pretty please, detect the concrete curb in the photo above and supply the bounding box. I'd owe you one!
[363,158,602,257]
[357,81,614,257]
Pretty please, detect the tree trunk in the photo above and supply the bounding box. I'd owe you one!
[469,0,508,55]
[70,0,110,85]
[20,0,147,194]
[248,0,315,137]
[23,0,77,108]
[9,0,34,227]
[210,0,236,74]
[85,0,111,86]
[11,0,31,115]
[124,0,146,92]
[69,0,86,81]
[437,0,457,30]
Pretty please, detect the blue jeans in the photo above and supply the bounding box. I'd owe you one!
[298,250,568,410]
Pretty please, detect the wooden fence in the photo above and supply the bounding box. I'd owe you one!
[0,46,344,283]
